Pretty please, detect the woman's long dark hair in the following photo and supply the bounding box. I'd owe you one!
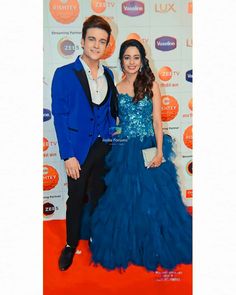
[119,39,155,102]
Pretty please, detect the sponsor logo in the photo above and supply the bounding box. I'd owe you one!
[186,70,192,82]
[186,38,192,47]
[43,108,52,122]
[91,0,115,13]
[183,125,192,149]
[155,3,176,13]
[101,34,116,59]
[122,1,144,17]
[186,189,192,198]
[186,160,192,175]
[155,36,177,51]
[188,98,193,111]
[187,206,192,215]
[43,137,49,152]
[49,0,80,24]
[57,38,78,58]
[161,95,179,122]
[43,165,59,191]
[126,33,149,44]
[43,202,56,217]
[188,2,192,14]
[158,66,172,81]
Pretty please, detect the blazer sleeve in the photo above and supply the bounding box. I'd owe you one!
[51,68,75,160]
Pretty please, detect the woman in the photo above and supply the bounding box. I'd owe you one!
[90,39,192,272]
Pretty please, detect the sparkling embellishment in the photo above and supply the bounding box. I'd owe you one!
[117,93,154,141]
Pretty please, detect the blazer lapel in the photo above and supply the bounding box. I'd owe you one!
[73,69,94,112]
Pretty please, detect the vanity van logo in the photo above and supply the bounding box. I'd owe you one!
[155,36,177,51]
[188,2,192,14]
[188,98,193,111]
[161,95,179,122]
[122,1,145,17]
[186,70,192,82]
[101,34,116,59]
[43,165,59,191]
[49,0,80,24]
[58,38,78,58]
[186,160,192,175]
[155,3,176,13]
[43,202,56,217]
[183,125,192,149]
[43,108,52,122]
[91,0,115,13]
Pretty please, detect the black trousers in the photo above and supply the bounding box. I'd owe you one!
[66,138,111,247]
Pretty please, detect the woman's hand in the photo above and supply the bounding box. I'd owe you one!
[147,153,163,169]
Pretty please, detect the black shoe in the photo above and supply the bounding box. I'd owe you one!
[58,246,76,271]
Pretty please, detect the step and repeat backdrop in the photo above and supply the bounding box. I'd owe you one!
[43,0,192,220]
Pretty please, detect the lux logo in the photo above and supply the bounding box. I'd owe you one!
[155,3,176,13]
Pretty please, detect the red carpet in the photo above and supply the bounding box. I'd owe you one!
[44,220,192,295]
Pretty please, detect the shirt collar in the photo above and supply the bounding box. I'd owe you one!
[79,56,104,79]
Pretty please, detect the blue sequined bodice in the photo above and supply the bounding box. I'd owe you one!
[118,93,154,140]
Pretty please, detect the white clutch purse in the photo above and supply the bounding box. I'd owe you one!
[142,147,165,167]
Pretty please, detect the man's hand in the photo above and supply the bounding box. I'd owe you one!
[64,157,81,180]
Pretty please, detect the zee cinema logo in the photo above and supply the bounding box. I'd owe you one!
[155,36,177,51]
[122,1,144,17]
[49,0,80,24]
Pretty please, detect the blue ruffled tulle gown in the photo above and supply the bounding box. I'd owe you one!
[90,93,192,272]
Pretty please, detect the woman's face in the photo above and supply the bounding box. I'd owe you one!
[122,46,142,75]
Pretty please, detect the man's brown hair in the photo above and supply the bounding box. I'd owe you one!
[82,15,111,45]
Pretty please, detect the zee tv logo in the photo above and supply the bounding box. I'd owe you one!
[91,0,115,13]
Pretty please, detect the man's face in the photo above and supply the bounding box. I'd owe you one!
[81,28,109,61]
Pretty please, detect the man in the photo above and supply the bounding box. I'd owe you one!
[51,15,117,271]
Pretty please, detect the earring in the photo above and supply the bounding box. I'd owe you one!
[139,66,142,72]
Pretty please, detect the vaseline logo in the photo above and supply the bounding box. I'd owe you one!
[155,36,177,51]
[101,34,116,59]
[161,95,179,122]
[43,108,52,122]
[57,38,76,57]
[186,160,192,175]
[49,0,80,24]
[158,66,172,81]
[183,125,192,149]
[43,202,55,217]
[43,137,49,152]
[186,69,192,82]
[43,165,59,191]
[122,1,144,17]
